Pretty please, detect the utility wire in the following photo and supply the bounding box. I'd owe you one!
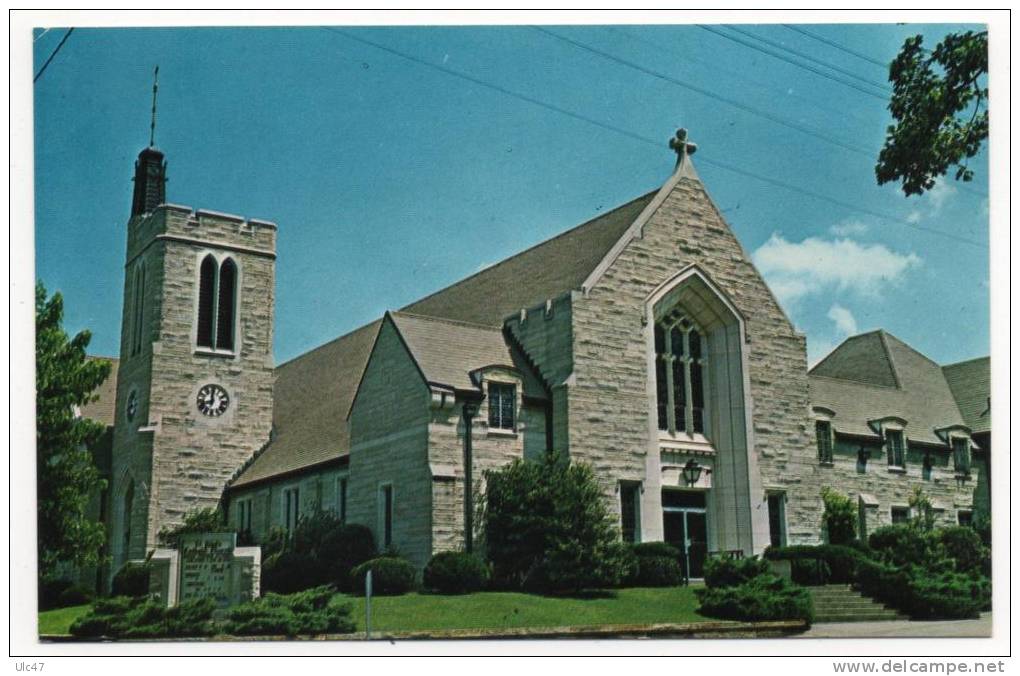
[699,25,889,101]
[783,25,890,69]
[320,27,985,250]
[726,24,892,93]
[532,26,873,158]
[34,27,74,83]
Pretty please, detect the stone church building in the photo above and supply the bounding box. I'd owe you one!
[91,130,989,582]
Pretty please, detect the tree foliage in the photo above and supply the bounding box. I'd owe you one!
[876,30,988,196]
[36,281,111,577]
[821,487,857,545]
[481,450,629,593]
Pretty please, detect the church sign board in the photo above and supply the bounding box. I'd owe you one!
[146,532,261,609]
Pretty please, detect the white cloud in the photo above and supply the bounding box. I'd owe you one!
[752,234,922,305]
[829,220,869,237]
[827,304,858,336]
[906,210,922,224]
[927,180,957,211]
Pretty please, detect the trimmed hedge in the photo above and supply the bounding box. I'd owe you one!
[631,542,681,560]
[224,586,355,636]
[423,552,490,594]
[39,577,93,611]
[111,562,151,597]
[856,558,988,620]
[696,574,813,623]
[633,556,684,587]
[764,544,867,584]
[703,556,769,589]
[69,596,217,638]
[350,557,417,596]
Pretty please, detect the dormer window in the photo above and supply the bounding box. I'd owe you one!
[654,313,706,436]
[815,420,834,464]
[488,382,515,431]
[886,429,906,469]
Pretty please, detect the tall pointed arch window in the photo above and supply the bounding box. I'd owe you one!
[121,480,135,558]
[196,255,238,352]
[654,311,706,436]
[130,262,146,356]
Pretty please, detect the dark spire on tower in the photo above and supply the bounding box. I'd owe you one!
[131,66,166,217]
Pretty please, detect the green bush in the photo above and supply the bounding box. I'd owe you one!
[908,571,987,620]
[350,557,417,596]
[764,544,865,584]
[39,577,93,611]
[791,559,832,586]
[938,526,988,574]
[225,586,355,636]
[821,487,857,545]
[703,556,769,588]
[157,507,231,546]
[632,555,684,587]
[69,596,216,638]
[869,524,933,568]
[261,512,377,594]
[482,450,629,593]
[631,542,681,559]
[423,551,490,594]
[696,574,813,623]
[111,561,151,597]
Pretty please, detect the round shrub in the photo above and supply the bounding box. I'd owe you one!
[39,577,93,611]
[318,523,377,590]
[869,524,930,567]
[423,551,490,594]
[634,555,684,587]
[631,542,681,560]
[704,556,769,588]
[261,550,317,595]
[938,526,987,573]
[350,557,417,596]
[111,561,151,597]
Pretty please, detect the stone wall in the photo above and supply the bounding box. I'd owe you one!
[568,173,821,550]
[348,319,431,568]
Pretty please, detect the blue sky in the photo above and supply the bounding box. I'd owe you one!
[33,22,989,367]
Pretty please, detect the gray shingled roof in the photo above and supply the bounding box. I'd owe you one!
[388,311,547,398]
[230,191,655,488]
[943,357,991,434]
[80,357,119,427]
[809,331,970,446]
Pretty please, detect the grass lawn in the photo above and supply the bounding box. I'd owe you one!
[333,586,708,633]
[38,604,90,635]
[38,587,708,637]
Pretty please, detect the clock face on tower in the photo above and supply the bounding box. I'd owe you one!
[196,383,230,418]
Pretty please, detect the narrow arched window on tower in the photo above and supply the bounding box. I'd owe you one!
[197,255,217,348]
[216,258,237,351]
[134,263,146,355]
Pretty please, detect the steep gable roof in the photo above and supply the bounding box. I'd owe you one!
[943,357,991,434]
[231,190,655,488]
[809,330,970,446]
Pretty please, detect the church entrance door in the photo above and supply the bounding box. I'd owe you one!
[662,490,708,579]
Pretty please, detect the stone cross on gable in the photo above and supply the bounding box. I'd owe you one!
[669,128,697,167]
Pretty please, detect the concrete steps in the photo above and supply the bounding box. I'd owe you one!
[808,584,907,623]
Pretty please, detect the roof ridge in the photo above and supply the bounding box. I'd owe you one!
[876,331,903,389]
[942,355,991,369]
[390,310,503,332]
[879,329,942,369]
[808,373,901,390]
[400,189,658,315]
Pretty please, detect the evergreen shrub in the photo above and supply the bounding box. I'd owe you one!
[349,557,417,596]
[423,551,490,594]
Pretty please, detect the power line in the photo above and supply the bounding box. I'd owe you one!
[726,24,891,93]
[34,27,74,83]
[782,25,889,69]
[698,25,889,101]
[319,27,985,250]
[531,26,874,158]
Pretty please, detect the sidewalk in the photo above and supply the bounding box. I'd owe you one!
[798,613,991,638]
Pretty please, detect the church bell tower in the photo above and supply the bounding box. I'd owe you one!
[107,72,277,576]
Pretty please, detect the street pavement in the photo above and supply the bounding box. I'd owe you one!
[798,613,992,638]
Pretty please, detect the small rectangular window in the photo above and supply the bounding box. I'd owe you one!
[886,430,905,468]
[236,498,253,533]
[620,482,640,544]
[488,382,516,430]
[957,510,973,527]
[816,420,833,463]
[952,437,971,474]
[337,477,348,524]
[283,487,300,533]
[891,506,910,524]
[767,493,787,547]
[381,484,393,547]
